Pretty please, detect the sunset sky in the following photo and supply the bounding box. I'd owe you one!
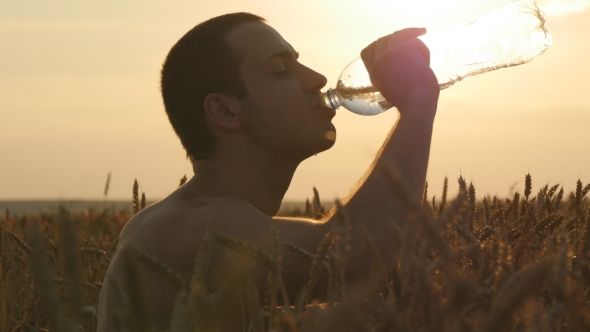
[1,0,589,203]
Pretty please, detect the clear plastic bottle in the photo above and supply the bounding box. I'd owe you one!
[321,0,553,116]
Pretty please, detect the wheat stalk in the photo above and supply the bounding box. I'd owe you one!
[383,163,450,257]
[6,229,32,255]
[103,172,111,198]
[29,226,62,332]
[483,197,491,225]
[122,249,151,331]
[59,208,84,325]
[361,230,391,299]
[283,241,315,261]
[53,278,102,291]
[265,225,281,321]
[79,247,111,262]
[422,180,429,208]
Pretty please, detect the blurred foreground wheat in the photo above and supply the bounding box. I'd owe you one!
[1,174,590,331]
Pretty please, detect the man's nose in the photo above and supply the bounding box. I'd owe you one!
[301,65,328,93]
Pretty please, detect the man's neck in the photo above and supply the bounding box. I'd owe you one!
[186,151,300,216]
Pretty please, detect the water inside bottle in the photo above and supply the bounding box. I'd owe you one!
[336,80,392,115]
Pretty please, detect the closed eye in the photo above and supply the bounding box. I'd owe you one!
[274,69,290,77]
[266,49,299,78]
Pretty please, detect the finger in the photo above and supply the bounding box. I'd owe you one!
[387,27,427,49]
[360,41,376,73]
[373,35,391,60]
[374,27,427,59]
[361,28,426,68]
[408,38,431,66]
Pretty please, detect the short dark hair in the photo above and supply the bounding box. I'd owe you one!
[160,13,266,160]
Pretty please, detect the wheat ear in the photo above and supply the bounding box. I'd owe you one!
[190,233,213,293]
[482,258,554,332]
[437,176,449,217]
[214,234,275,271]
[178,174,188,187]
[132,179,139,215]
[129,246,186,289]
[296,230,332,311]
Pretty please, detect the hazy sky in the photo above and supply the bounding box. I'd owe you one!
[1,0,589,202]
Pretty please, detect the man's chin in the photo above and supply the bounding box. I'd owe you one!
[324,129,336,143]
[313,130,337,155]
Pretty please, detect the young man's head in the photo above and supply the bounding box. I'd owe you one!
[161,13,336,162]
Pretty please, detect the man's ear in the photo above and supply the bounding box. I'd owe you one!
[203,93,242,130]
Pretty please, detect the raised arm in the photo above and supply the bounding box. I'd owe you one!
[335,28,440,256]
[266,28,440,298]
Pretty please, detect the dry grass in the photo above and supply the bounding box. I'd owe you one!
[1,174,590,331]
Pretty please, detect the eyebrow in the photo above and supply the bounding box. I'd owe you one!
[262,49,300,65]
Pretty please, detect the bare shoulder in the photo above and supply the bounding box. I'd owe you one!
[118,194,331,271]
[117,193,332,267]
[98,196,272,331]
[119,196,268,256]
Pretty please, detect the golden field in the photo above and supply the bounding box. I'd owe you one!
[1,174,590,331]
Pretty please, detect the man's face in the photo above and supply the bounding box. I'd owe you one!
[227,22,336,161]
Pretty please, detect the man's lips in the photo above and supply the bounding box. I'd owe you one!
[316,101,337,118]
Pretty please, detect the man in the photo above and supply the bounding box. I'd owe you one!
[98,12,439,331]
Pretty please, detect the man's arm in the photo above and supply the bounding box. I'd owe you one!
[331,28,439,260]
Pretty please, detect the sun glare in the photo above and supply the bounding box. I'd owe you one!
[380,0,466,16]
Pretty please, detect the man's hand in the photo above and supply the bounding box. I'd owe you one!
[343,28,441,235]
[361,28,439,116]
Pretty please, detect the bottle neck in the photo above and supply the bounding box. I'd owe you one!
[321,88,342,110]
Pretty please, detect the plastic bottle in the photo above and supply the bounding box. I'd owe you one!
[321,0,553,116]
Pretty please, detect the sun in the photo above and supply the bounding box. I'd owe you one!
[379,0,466,16]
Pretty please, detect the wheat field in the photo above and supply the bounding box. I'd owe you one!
[1,173,589,331]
